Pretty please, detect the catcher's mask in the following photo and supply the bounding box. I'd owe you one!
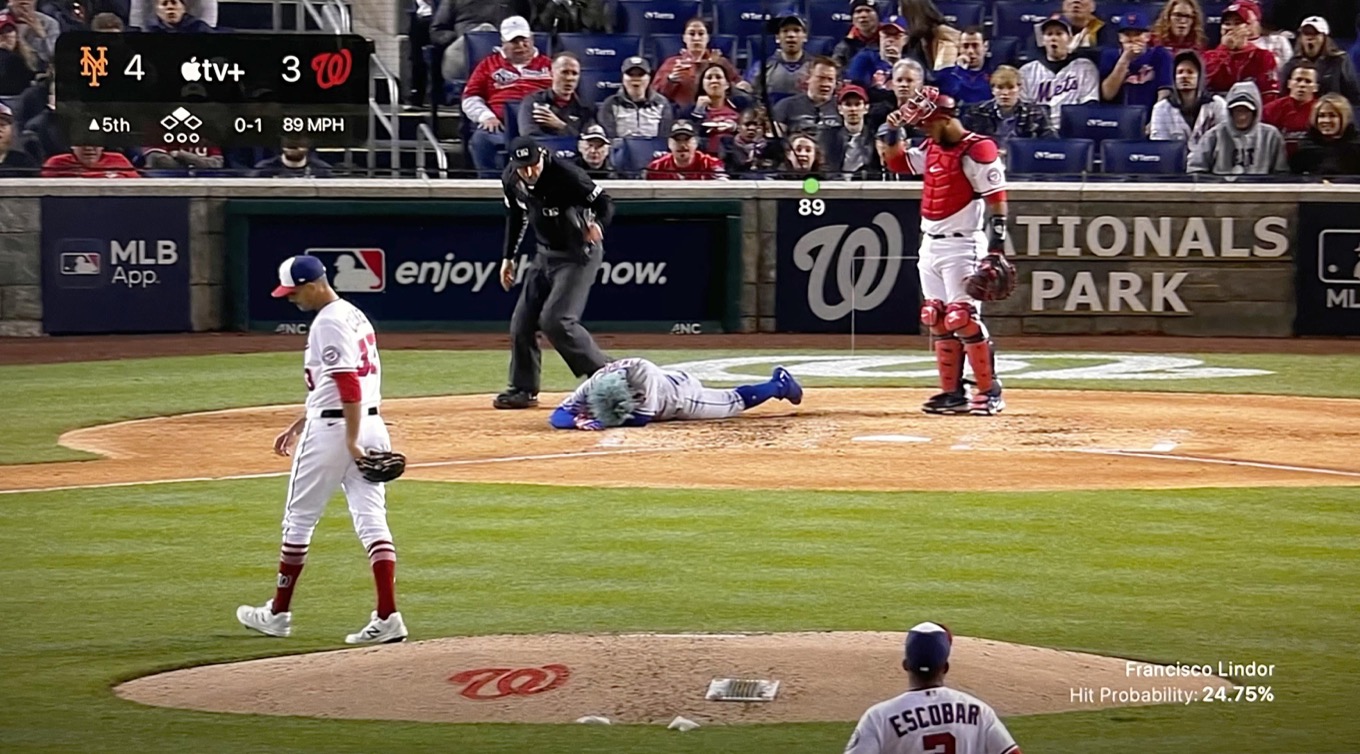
[900,86,957,127]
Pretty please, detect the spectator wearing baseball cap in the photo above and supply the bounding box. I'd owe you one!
[820,85,879,179]
[1099,10,1174,108]
[644,120,727,180]
[4,0,59,69]
[1233,0,1292,76]
[1203,3,1280,100]
[572,123,614,179]
[745,13,814,100]
[934,26,992,105]
[461,15,552,178]
[1282,15,1360,102]
[847,14,905,97]
[654,17,744,109]
[833,0,883,69]
[0,11,39,98]
[899,0,963,72]
[0,102,38,177]
[1022,15,1101,130]
[432,0,524,83]
[1044,0,1113,51]
[596,56,674,139]
[845,622,1020,754]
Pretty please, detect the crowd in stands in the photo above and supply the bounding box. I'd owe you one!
[6,0,1360,178]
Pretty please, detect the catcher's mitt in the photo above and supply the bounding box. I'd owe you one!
[356,451,406,483]
[965,253,1017,302]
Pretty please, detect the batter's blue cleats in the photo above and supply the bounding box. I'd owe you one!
[773,366,803,405]
[969,384,1005,416]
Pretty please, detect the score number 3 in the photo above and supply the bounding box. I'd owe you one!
[282,55,301,83]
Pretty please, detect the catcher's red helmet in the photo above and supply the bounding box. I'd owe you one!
[900,86,958,127]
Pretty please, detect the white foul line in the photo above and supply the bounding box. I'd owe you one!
[0,447,679,496]
[1067,448,1360,478]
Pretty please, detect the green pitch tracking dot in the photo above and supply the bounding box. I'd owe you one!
[802,177,820,195]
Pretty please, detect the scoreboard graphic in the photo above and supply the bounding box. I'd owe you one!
[55,33,371,148]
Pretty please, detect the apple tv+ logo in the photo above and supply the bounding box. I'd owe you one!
[181,57,245,83]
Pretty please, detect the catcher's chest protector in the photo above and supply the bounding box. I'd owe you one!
[921,133,989,222]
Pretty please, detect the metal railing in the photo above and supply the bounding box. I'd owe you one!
[300,0,400,177]
[415,122,449,179]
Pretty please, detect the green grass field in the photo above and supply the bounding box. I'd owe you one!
[1,348,1358,752]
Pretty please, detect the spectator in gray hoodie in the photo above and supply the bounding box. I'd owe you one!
[597,55,674,139]
[1151,50,1228,155]
[1189,80,1288,174]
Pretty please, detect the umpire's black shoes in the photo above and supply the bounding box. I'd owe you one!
[922,391,969,415]
[493,390,539,410]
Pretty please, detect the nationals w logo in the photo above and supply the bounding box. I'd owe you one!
[792,211,906,321]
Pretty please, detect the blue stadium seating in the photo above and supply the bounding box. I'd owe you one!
[556,33,644,69]
[986,36,1020,69]
[1202,1,1231,47]
[806,35,838,56]
[504,100,521,141]
[1007,138,1094,174]
[652,34,741,63]
[1059,103,1148,144]
[618,0,704,37]
[936,1,986,30]
[991,1,1052,43]
[1100,139,1187,174]
[617,137,671,177]
[216,1,271,30]
[804,0,854,36]
[714,0,775,38]
[540,136,581,159]
[578,69,624,105]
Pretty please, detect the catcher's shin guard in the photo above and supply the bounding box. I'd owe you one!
[934,336,964,394]
[948,301,997,393]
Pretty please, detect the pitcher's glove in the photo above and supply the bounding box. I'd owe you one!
[356,450,406,483]
[965,253,1018,302]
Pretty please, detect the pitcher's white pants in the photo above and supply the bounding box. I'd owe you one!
[280,413,393,549]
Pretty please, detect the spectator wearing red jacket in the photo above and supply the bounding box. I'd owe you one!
[41,145,140,178]
[1264,60,1318,154]
[645,121,727,179]
[1203,2,1279,100]
[461,15,551,178]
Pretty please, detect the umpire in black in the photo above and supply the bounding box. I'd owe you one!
[494,135,615,410]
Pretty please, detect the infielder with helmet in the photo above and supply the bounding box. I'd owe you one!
[549,358,803,430]
[236,255,409,645]
[878,85,1017,416]
[845,622,1022,754]
[495,135,615,411]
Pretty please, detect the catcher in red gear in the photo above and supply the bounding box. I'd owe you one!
[877,85,1017,416]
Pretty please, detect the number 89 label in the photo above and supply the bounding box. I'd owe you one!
[798,199,826,216]
[284,117,305,132]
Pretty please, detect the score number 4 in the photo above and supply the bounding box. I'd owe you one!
[124,53,145,80]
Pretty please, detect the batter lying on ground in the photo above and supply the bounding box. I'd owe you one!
[549,357,803,430]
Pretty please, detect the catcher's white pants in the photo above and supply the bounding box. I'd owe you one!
[918,231,987,308]
[670,371,745,421]
[280,413,392,548]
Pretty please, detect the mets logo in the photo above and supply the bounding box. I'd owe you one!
[80,45,109,87]
[793,212,905,321]
[303,248,385,293]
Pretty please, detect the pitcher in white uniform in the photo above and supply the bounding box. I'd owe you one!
[846,622,1021,754]
[235,255,409,645]
[549,358,803,430]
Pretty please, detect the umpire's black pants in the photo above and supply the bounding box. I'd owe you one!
[508,248,610,394]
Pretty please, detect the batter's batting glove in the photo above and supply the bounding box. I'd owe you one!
[356,450,407,483]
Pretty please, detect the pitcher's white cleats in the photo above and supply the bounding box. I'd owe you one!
[345,611,408,644]
[236,599,292,638]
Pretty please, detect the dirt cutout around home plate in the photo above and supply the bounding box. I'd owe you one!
[5,389,1360,493]
[116,631,1234,724]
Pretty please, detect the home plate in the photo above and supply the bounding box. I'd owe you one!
[852,435,932,443]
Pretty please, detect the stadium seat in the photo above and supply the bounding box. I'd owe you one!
[986,36,1020,69]
[578,69,624,105]
[618,0,703,37]
[806,35,838,57]
[1060,103,1148,144]
[1006,138,1094,174]
[1100,139,1187,174]
[991,1,1052,43]
[804,0,853,36]
[617,137,671,177]
[216,1,271,30]
[503,100,521,141]
[1202,1,1230,47]
[714,0,774,38]
[653,34,741,63]
[540,136,580,159]
[936,1,985,29]
[556,33,643,69]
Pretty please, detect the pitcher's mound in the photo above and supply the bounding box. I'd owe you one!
[116,632,1231,724]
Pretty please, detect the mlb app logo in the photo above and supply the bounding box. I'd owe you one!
[1317,230,1360,284]
[304,248,385,293]
[61,252,101,275]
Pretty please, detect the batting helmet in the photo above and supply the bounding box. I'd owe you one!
[900,86,958,127]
